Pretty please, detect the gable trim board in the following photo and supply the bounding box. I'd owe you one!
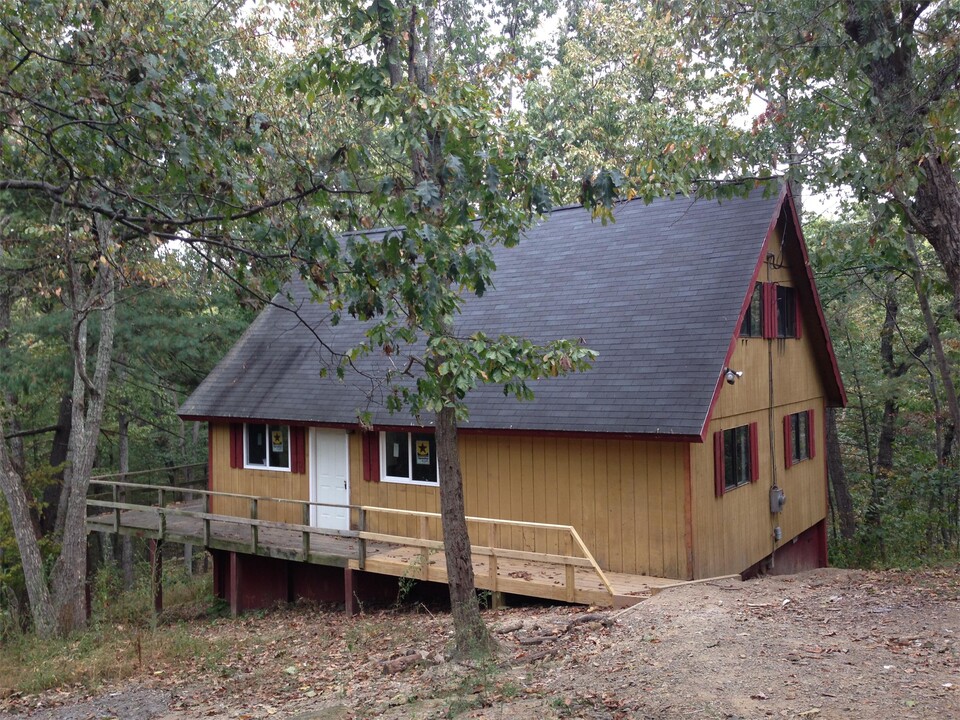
[182,184,845,585]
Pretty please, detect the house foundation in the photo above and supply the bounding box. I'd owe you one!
[211,550,403,616]
[743,520,827,578]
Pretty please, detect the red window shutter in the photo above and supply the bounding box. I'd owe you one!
[783,415,794,469]
[795,292,803,339]
[749,422,760,482]
[290,427,306,474]
[229,423,243,468]
[362,432,380,482]
[713,431,725,497]
[807,409,816,458]
[761,283,775,339]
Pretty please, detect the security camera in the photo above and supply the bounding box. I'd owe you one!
[724,368,744,385]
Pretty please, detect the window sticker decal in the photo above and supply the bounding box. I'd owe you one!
[416,440,431,465]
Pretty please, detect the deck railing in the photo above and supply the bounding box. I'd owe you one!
[86,478,615,603]
[357,506,615,600]
[87,478,362,562]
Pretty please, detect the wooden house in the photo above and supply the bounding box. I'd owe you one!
[177,184,846,611]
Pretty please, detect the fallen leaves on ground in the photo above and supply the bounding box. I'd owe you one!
[1,566,959,719]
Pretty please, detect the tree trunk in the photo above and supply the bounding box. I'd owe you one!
[875,281,900,476]
[39,392,72,536]
[843,5,960,331]
[906,232,959,462]
[866,280,901,559]
[844,330,875,477]
[825,407,856,540]
[383,3,492,655]
[0,239,25,477]
[0,435,58,637]
[49,215,118,633]
[0,225,58,636]
[912,159,960,326]
[435,405,495,656]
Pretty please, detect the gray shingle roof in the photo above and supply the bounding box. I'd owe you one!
[179,190,784,436]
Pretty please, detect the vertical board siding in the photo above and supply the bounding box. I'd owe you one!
[351,433,688,578]
[691,400,827,579]
[209,425,693,579]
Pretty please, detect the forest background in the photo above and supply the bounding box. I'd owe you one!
[1,0,959,640]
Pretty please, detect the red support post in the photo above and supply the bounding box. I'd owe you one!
[229,551,240,617]
[344,568,356,617]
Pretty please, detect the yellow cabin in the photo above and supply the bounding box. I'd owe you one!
[178,185,846,612]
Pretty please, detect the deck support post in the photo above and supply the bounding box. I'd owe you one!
[112,484,120,532]
[229,551,240,617]
[344,568,356,617]
[250,499,259,554]
[357,508,367,570]
[301,503,310,561]
[149,539,163,615]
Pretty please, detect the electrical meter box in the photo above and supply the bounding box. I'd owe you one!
[770,486,786,513]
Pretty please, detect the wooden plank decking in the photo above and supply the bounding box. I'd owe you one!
[86,486,679,607]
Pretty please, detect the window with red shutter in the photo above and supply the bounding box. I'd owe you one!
[783,415,794,469]
[716,424,756,494]
[784,410,814,466]
[241,423,291,471]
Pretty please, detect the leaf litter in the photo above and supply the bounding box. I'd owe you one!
[1,566,958,719]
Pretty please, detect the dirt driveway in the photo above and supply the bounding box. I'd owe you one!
[2,567,958,719]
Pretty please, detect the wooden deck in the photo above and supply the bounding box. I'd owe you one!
[86,481,680,607]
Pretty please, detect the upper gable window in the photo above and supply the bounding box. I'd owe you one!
[245,423,290,471]
[382,431,438,484]
[740,283,801,339]
[777,285,798,338]
[740,283,763,337]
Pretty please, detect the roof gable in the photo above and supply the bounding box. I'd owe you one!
[699,184,847,439]
[180,187,842,437]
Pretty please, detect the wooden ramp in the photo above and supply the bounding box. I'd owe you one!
[355,546,673,607]
[86,480,678,607]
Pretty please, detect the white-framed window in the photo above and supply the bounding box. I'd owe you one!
[244,423,291,471]
[381,431,438,484]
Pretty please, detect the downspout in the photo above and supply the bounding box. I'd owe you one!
[767,249,780,570]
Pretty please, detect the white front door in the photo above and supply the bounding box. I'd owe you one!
[309,428,350,531]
